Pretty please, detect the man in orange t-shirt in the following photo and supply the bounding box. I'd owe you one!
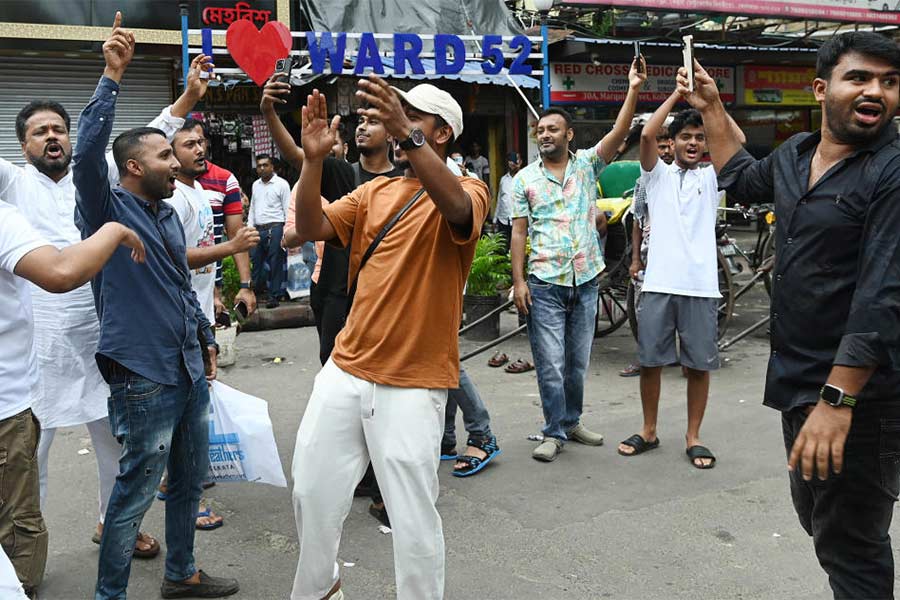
[289,77,488,600]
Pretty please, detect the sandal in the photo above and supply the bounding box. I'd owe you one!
[195,508,224,531]
[505,359,534,374]
[686,445,716,469]
[619,364,640,377]
[440,443,458,461]
[618,434,660,457]
[452,435,501,477]
[92,529,160,559]
[487,351,509,368]
[369,502,390,528]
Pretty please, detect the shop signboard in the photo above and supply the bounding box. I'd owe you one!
[549,62,735,104]
[743,66,817,106]
[565,0,900,26]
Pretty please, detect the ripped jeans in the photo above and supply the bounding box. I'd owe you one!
[95,364,209,600]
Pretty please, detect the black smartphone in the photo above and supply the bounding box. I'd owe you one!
[233,300,249,322]
[633,41,644,73]
[274,57,292,83]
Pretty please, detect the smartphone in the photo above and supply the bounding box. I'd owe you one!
[274,57,292,83]
[682,35,694,92]
[633,41,644,73]
[201,28,213,78]
[233,300,249,322]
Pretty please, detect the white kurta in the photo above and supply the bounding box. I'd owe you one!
[0,105,185,428]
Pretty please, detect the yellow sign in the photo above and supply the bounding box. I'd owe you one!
[744,66,817,106]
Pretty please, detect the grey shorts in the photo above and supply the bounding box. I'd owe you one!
[637,292,720,371]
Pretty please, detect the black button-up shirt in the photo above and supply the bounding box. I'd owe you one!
[74,76,214,386]
[718,125,900,411]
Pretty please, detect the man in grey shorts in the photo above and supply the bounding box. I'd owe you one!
[617,90,744,469]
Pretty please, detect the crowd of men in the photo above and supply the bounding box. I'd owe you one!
[0,10,898,600]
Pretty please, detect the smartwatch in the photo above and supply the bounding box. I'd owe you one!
[238,281,251,290]
[398,127,426,151]
[821,384,857,408]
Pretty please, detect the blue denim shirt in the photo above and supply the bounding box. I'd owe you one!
[74,76,214,386]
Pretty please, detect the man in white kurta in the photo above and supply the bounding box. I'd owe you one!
[1,80,204,557]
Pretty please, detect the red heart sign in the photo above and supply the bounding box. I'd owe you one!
[225,20,292,86]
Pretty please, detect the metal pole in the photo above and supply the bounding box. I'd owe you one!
[180,2,190,84]
[541,12,550,109]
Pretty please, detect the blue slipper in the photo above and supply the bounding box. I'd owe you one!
[440,444,457,461]
[157,491,167,501]
[451,435,501,478]
[195,509,224,531]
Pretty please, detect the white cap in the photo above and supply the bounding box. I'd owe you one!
[391,83,464,140]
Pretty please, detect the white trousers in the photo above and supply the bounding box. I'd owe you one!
[37,416,121,524]
[291,359,447,600]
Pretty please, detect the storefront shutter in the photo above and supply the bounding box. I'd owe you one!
[0,56,173,165]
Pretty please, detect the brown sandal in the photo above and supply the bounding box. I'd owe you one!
[487,351,509,368]
[505,359,534,373]
[92,529,160,559]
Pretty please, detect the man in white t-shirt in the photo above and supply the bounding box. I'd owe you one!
[0,199,143,596]
[617,93,743,470]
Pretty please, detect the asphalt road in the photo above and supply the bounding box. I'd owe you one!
[39,278,894,599]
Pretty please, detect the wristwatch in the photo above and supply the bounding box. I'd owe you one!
[398,127,426,151]
[821,384,857,408]
[238,281,251,289]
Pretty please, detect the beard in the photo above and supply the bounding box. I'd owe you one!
[27,149,72,178]
[825,95,889,145]
[180,159,207,179]
[143,171,174,200]
[538,141,565,160]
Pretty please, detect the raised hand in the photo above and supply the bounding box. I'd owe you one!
[355,74,414,140]
[260,73,292,113]
[229,226,260,253]
[629,56,648,90]
[186,54,215,101]
[102,11,135,82]
[300,89,341,162]
[676,59,720,112]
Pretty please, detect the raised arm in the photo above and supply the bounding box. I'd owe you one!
[676,59,744,173]
[640,91,680,172]
[356,74,472,228]
[74,12,134,231]
[260,76,305,169]
[294,91,341,242]
[15,221,145,293]
[599,57,647,164]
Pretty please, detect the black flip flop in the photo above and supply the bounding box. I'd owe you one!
[618,434,660,457]
[686,445,716,469]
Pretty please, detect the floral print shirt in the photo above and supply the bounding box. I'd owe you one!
[511,143,606,287]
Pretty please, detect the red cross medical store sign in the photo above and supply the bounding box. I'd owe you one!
[549,62,735,104]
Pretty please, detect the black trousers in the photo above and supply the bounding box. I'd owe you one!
[783,403,900,599]
[496,222,512,255]
[309,287,349,367]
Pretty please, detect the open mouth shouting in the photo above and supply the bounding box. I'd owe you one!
[684,146,699,161]
[168,173,177,191]
[853,101,885,126]
[45,141,64,160]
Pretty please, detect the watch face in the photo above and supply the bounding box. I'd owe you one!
[821,385,842,406]
[411,128,426,147]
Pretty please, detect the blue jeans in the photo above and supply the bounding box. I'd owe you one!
[251,223,286,297]
[95,366,210,599]
[525,274,600,441]
[443,367,492,447]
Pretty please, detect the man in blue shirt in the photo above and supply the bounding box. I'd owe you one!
[73,13,238,599]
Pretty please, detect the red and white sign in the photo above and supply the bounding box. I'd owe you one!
[565,0,900,26]
[550,63,735,104]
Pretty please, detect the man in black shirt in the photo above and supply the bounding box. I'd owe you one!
[261,77,403,364]
[679,34,900,598]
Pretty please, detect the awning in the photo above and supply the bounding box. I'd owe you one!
[378,58,541,89]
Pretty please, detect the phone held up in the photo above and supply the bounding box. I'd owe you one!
[682,35,694,92]
[274,57,292,83]
[633,41,644,74]
[233,300,249,324]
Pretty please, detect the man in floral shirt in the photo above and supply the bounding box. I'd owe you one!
[511,58,646,462]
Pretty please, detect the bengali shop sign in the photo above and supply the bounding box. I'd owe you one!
[550,62,735,104]
[743,66,817,106]
[564,0,900,25]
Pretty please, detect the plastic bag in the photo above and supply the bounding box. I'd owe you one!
[286,250,311,299]
[207,381,287,487]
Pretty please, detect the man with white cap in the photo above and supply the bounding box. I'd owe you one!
[289,75,489,600]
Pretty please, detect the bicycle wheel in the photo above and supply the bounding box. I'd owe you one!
[626,280,639,341]
[596,283,629,337]
[717,249,735,340]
